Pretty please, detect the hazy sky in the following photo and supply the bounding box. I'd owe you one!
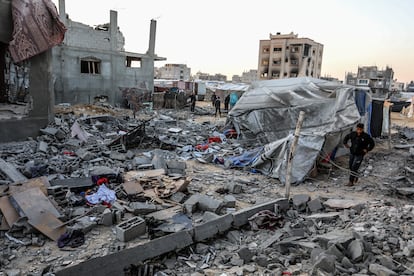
[52,0,414,84]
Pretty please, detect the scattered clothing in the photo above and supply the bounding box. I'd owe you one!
[57,230,85,248]
[85,184,116,205]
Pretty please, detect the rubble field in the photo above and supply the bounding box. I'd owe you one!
[0,102,413,276]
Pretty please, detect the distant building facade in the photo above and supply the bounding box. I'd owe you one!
[241,69,258,83]
[232,75,242,83]
[194,71,227,82]
[258,32,323,80]
[156,64,191,81]
[345,66,394,96]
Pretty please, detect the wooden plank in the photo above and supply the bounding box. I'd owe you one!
[28,211,66,241]
[0,158,27,183]
[124,169,165,182]
[0,196,19,226]
[122,181,144,195]
[10,187,61,219]
[0,216,10,230]
[9,176,50,195]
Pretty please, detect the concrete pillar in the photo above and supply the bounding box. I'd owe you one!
[58,0,66,24]
[109,10,118,50]
[147,19,156,56]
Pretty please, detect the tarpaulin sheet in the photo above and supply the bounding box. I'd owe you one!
[227,77,361,183]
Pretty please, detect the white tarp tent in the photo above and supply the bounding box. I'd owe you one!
[226,77,361,183]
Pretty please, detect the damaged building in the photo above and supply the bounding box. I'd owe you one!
[0,0,66,142]
[53,0,166,107]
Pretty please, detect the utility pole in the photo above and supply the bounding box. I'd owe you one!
[285,111,305,199]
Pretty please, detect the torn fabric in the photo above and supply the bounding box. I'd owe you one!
[8,0,66,63]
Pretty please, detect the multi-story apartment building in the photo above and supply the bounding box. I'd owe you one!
[258,32,323,80]
[345,66,394,96]
[157,64,191,81]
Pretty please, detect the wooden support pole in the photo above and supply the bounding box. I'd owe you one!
[285,111,305,199]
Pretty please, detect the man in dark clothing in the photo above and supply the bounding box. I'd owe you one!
[214,97,221,117]
[224,94,230,111]
[189,93,196,112]
[343,123,375,186]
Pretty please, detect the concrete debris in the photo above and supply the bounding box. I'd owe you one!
[0,104,413,275]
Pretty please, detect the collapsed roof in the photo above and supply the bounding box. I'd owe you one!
[227,77,361,183]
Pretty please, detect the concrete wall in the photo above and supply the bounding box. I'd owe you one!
[0,50,53,142]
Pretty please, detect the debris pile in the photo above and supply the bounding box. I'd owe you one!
[0,104,413,275]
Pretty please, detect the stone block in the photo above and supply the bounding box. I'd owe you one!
[225,182,243,194]
[183,194,200,214]
[223,195,236,208]
[274,198,289,213]
[76,148,94,161]
[170,192,186,203]
[116,216,146,242]
[198,195,223,214]
[238,247,254,264]
[100,208,113,226]
[292,194,310,211]
[202,211,220,222]
[307,198,323,212]
[129,202,158,215]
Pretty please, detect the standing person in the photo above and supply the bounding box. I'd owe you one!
[224,94,230,111]
[211,93,217,105]
[189,93,196,112]
[214,96,221,117]
[343,123,375,186]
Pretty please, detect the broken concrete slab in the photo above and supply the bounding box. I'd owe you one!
[122,181,144,195]
[170,191,186,203]
[348,239,364,262]
[193,214,233,242]
[369,263,398,276]
[312,252,336,274]
[396,187,414,196]
[315,229,354,249]
[123,169,166,182]
[197,195,223,214]
[0,158,27,183]
[56,229,193,276]
[50,177,94,190]
[37,141,48,153]
[323,199,365,210]
[307,212,341,222]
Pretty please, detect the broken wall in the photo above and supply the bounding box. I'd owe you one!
[0,50,54,142]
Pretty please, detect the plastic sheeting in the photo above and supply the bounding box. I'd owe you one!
[227,77,361,183]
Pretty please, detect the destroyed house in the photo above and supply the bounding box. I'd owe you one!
[53,0,166,107]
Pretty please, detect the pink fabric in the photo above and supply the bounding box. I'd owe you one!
[8,0,66,63]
